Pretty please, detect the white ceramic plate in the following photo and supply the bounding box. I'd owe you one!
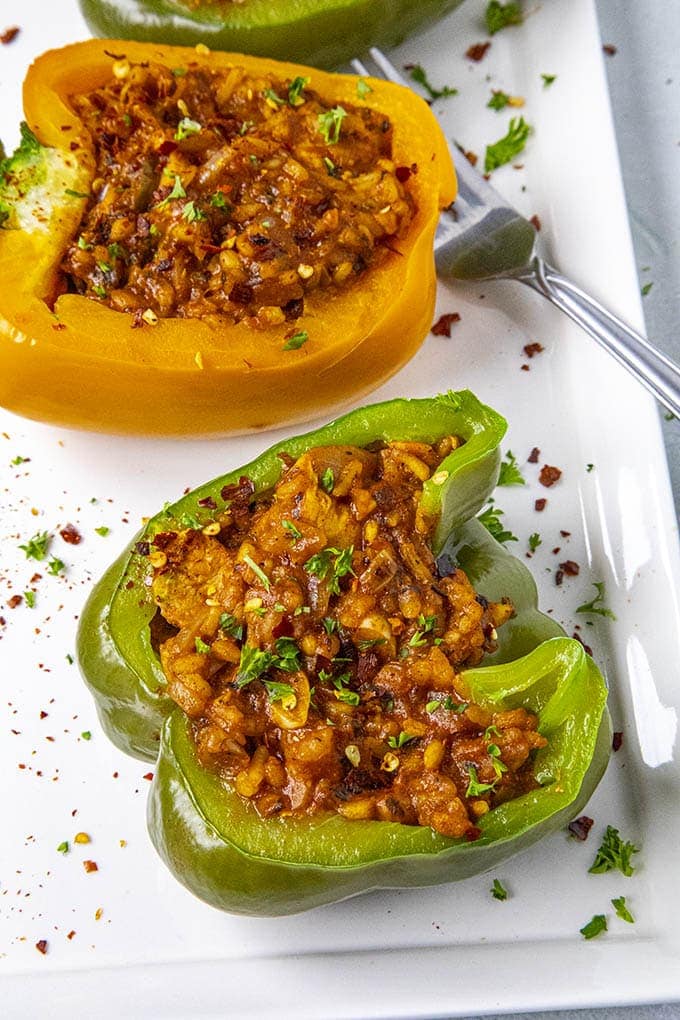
[2,1,679,1016]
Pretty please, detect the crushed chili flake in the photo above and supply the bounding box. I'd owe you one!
[520,364,530,372]
[529,214,541,231]
[571,631,593,656]
[60,523,82,545]
[552,547,561,555]
[534,498,547,512]
[612,731,623,752]
[67,930,76,940]
[559,560,580,576]
[7,595,23,609]
[40,710,48,719]
[539,465,562,488]
[602,43,617,56]
[555,570,564,586]
[143,772,154,781]
[527,447,540,464]
[466,42,491,61]
[464,150,478,167]
[523,342,544,358]
[83,860,98,873]
[0,26,20,44]
[431,312,461,337]
[35,939,48,955]
[568,815,594,841]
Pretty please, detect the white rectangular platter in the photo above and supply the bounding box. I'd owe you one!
[1,0,680,1016]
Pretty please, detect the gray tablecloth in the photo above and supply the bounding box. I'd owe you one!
[458,6,680,1020]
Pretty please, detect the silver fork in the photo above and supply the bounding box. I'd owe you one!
[352,48,680,419]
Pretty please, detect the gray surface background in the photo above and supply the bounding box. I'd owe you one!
[453,6,680,1020]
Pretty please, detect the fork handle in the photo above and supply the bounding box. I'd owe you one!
[515,256,680,420]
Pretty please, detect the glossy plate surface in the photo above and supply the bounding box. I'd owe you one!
[1,0,679,1015]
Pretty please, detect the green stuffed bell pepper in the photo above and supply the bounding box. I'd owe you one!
[78,0,464,70]
[77,390,610,915]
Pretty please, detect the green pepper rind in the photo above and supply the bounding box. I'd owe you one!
[148,637,610,915]
[77,0,464,70]
[78,390,506,760]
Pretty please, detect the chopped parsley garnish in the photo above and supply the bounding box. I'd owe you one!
[282,519,302,541]
[336,689,361,706]
[611,896,635,923]
[96,259,112,274]
[242,554,272,592]
[263,87,285,106]
[498,450,526,486]
[466,765,496,797]
[477,502,518,544]
[194,636,211,654]
[94,526,110,537]
[528,532,542,553]
[356,78,373,100]
[181,200,206,223]
[579,914,607,940]
[576,582,616,620]
[408,613,437,647]
[210,191,229,209]
[323,156,339,177]
[317,106,347,145]
[322,616,338,635]
[175,116,201,141]
[641,281,653,297]
[304,546,355,594]
[107,242,127,260]
[11,454,28,465]
[488,90,512,111]
[81,730,91,740]
[484,117,531,172]
[172,67,187,77]
[485,0,523,34]
[273,636,301,673]
[409,63,458,101]
[357,637,387,650]
[487,742,508,779]
[588,825,639,876]
[65,188,92,200]
[287,76,310,106]
[425,699,441,714]
[491,878,508,900]
[541,73,557,87]
[23,590,36,608]
[57,841,70,854]
[20,531,50,560]
[156,174,186,208]
[77,236,92,250]
[387,731,417,749]
[262,680,296,705]
[320,468,335,493]
[92,284,107,298]
[586,463,595,472]
[66,654,74,665]
[235,645,275,687]
[282,330,308,351]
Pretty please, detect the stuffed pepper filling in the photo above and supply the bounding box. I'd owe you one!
[143,436,548,840]
[61,59,415,327]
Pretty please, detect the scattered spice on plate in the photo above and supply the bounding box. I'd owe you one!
[589,825,639,876]
[491,878,508,900]
[35,939,48,955]
[431,312,461,337]
[527,447,540,463]
[466,42,491,62]
[539,464,562,487]
[559,560,580,577]
[602,43,617,56]
[571,631,593,656]
[568,815,594,841]
[0,25,20,44]
[529,214,541,231]
[612,732,623,752]
[83,859,98,873]
[534,498,547,512]
[60,523,82,545]
[580,914,607,940]
[406,63,458,101]
[524,343,544,359]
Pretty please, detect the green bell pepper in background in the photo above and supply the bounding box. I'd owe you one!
[77,0,465,69]
[77,390,610,915]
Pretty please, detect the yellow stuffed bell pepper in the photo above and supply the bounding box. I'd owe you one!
[0,40,455,436]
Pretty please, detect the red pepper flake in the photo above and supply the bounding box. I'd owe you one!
[52,323,67,331]
[534,498,547,512]
[396,163,418,183]
[0,26,20,44]
[466,41,491,61]
[197,495,217,510]
[539,464,562,488]
[464,150,478,167]
[143,772,154,781]
[555,569,564,586]
[465,825,482,842]
[520,364,530,371]
[431,312,461,337]
[7,594,23,609]
[552,547,561,555]
[571,631,593,656]
[523,342,544,358]
[560,530,571,538]
[527,446,540,464]
[35,939,48,955]
[83,860,98,873]
[67,930,76,941]
[529,214,541,231]
[559,560,580,576]
[568,815,594,841]
[157,139,178,156]
[602,43,617,56]
[612,731,623,752]
[60,523,82,545]
[39,710,48,720]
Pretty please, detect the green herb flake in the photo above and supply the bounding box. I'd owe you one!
[194,636,211,654]
[541,73,557,87]
[239,120,254,136]
[181,200,206,223]
[488,90,511,111]
[263,680,296,705]
[65,653,74,665]
[498,450,526,486]
[172,67,187,77]
[64,188,91,200]
[94,526,110,537]
[263,87,286,106]
[485,0,523,34]
[47,557,65,576]
[320,468,335,493]
[11,454,28,465]
[317,106,347,145]
[77,236,92,251]
[210,191,229,209]
[589,825,639,876]
[336,689,361,706]
[273,636,301,673]
[491,878,508,900]
[477,502,518,544]
[641,281,653,297]
[528,532,542,553]
[19,531,50,560]
[242,554,272,592]
[576,582,617,621]
[282,330,308,351]
[356,78,373,100]
[664,412,676,422]
[322,617,338,635]
[445,696,468,712]
[156,174,186,209]
[305,546,355,594]
[487,742,508,778]
[409,63,458,101]
[425,699,441,714]
[288,76,310,106]
[23,590,36,608]
[175,116,201,141]
[408,613,437,647]
[580,914,607,940]
[81,730,91,740]
[612,896,635,923]
[465,765,497,797]
[92,285,106,298]
[323,156,339,177]
[108,242,127,261]
[586,463,595,472]
[57,841,70,854]
[282,519,302,541]
[294,605,311,616]
[357,637,387,651]
[387,731,417,749]
[484,116,532,172]
[235,644,275,687]
[96,259,111,274]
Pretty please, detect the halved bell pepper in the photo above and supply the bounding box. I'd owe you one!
[77,391,611,915]
[0,40,455,437]
[78,0,464,70]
